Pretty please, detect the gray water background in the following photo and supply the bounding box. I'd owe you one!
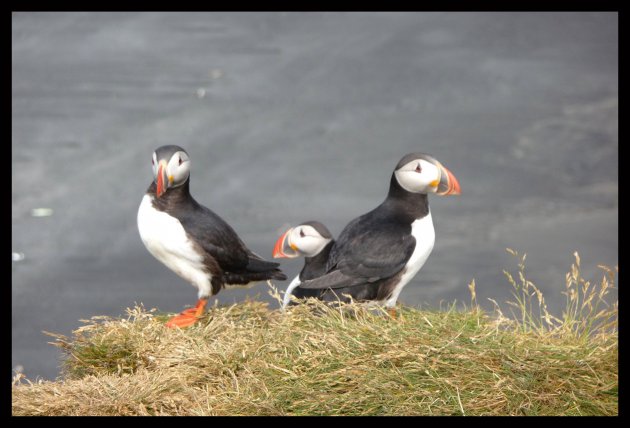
[12,12,618,381]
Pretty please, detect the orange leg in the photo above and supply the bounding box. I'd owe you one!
[165,298,208,328]
[387,307,397,318]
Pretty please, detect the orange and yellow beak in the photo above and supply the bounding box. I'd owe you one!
[272,228,300,258]
[435,162,461,196]
[156,161,169,198]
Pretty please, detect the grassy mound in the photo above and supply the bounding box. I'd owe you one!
[12,252,617,416]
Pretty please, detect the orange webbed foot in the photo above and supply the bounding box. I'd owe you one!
[165,298,208,329]
[165,313,201,328]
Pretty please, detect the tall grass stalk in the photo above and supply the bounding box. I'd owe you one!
[502,249,617,341]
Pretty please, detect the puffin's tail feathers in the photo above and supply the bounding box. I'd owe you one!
[222,256,288,284]
[268,269,288,281]
[223,269,287,285]
[246,256,280,272]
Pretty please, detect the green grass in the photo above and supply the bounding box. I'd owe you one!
[12,251,617,416]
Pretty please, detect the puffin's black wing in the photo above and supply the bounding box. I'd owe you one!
[146,179,285,294]
[298,217,416,290]
[164,190,284,283]
[176,203,258,272]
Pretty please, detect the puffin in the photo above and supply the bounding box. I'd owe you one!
[272,221,335,308]
[294,153,461,309]
[137,145,287,328]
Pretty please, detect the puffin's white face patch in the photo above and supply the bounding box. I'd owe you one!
[151,152,159,177]
[152,150,191,189]
[394,159,441,194]
[289,225,332,257]
[166,150,190,187]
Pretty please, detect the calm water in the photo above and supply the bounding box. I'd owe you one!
[12,12,618,380]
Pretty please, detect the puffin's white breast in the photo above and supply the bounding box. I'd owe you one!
[383,211,435,308]
[137,194,211,296]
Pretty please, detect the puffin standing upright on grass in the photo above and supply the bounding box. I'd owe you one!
[272,221,335,308]
[137,145,286,328]
[293,153,461,309]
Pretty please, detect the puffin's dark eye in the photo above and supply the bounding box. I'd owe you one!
[299,229,305,238]
[152,158,155,165]
[178,157,183,166]
[415,162,422,173]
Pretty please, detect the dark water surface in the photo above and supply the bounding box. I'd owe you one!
[12,12,617,380]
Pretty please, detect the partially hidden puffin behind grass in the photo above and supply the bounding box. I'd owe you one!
[272,221,335,309]
[290,153,461,309]
[137,145,287,328]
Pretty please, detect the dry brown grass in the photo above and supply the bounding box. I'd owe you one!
[12,252,617,416]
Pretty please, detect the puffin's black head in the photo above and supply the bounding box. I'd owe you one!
[151,145,191,198]
[392,152,461,196]
[273,221,334,259]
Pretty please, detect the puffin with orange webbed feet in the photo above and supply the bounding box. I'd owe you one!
[137,145,286,328]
